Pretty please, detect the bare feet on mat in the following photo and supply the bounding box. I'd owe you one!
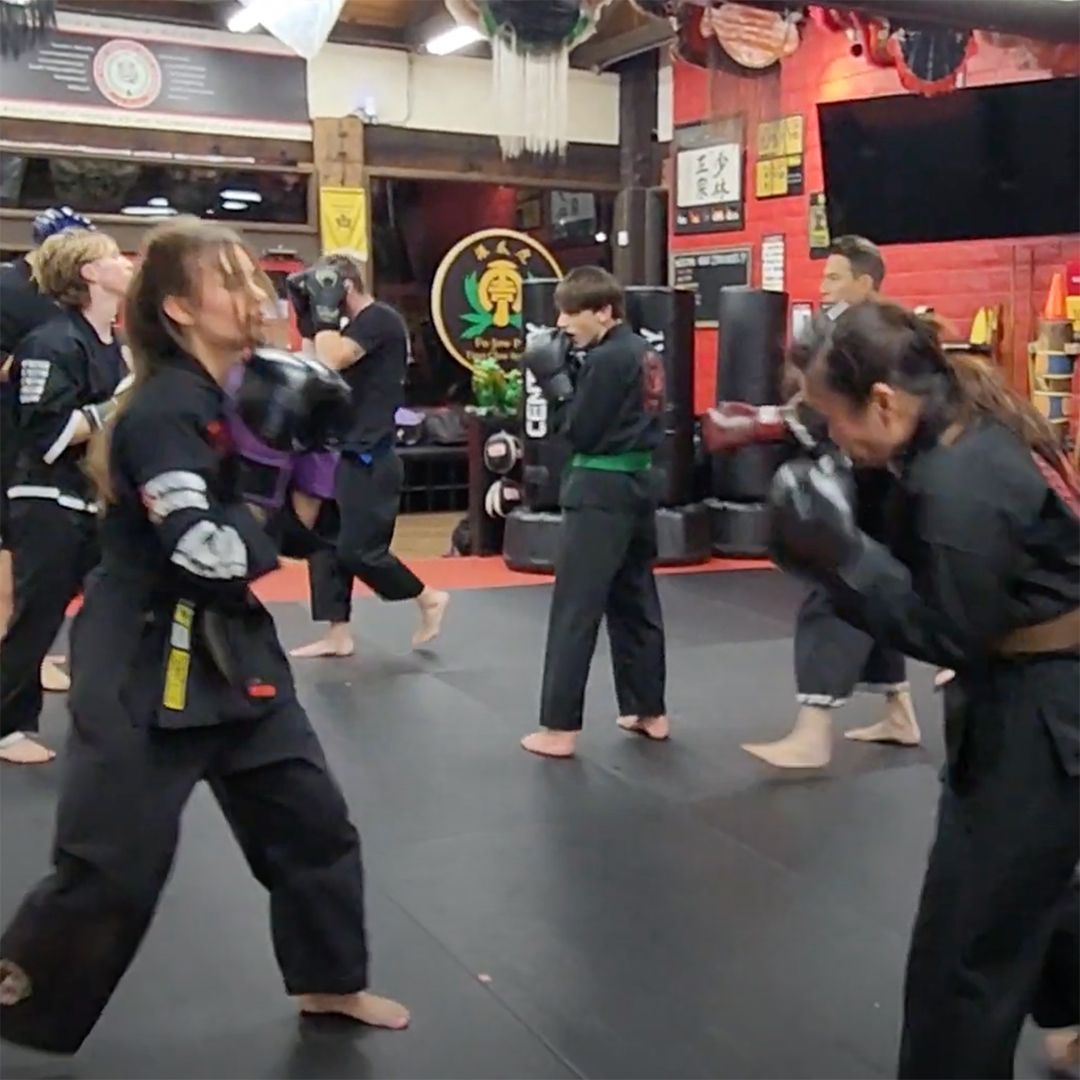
[412,589,449,648]
[0,735,55,765]
[0,960,32,1005]
[40,655,70,692]
[290,624,354,659]
[845,690,921,746]
[617,714,670,741]
[521,729,577,758]
[297,990,410,1030]
[742,705,832,769]
[1045,1029,1080,1077]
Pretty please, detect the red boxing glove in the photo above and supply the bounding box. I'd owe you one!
[701,402,788,454]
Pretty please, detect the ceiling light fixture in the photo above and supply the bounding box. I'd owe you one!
[221,200,250,211]
[220,189,262,203]
[121,205,178,217]
[424,24,484,56]
[227,1,269,34]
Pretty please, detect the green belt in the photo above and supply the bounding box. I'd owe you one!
[570,451,653,473]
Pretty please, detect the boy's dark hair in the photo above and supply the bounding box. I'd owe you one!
[554,266,625,320]
[829,235,886,290]
[320,249,366,293]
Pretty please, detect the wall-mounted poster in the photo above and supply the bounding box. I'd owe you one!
[673,117,745,234]
[755,114,805,198]
[761,233,785,292]
[791,301,814,341]
[809,192,831,259]
[670,246,752,326]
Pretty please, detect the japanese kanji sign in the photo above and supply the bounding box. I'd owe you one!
[673,117,745,235]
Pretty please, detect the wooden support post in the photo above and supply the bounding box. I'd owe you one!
[612,51,663,286]
[312,116,373,281]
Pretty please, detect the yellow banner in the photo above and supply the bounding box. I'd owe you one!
[319,186,368,258]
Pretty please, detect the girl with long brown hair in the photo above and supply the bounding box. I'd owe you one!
[768,300,1078,1078]
[0,217,409,1054]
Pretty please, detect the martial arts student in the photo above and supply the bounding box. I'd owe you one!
[0,228,131,765]
[0,206,96,692]
[768,300,1079,1078]
[0,218,409,1054]
[520,266,669,759]
[284,251,449,656]
[707,235,920,769]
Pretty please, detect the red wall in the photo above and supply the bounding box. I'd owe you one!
[672,23,1080,412]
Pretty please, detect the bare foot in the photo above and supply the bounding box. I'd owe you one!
[0,735,55,765]
[934,668,956,689]
[1045,1029,1080,1077]
[521,729,577,758]
[617,714,670,741]
[290,625,354,659]
[742,705,832,769]
[0,960,31,1006]
[412,590,449,648]
[40,656,70,692]
[297,990,410,1030]
[845,690,921,746]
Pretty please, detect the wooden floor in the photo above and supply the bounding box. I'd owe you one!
[391,511,461,559]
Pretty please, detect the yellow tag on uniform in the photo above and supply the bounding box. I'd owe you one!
[163,600,195,711]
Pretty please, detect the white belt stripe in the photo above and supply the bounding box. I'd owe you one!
[7,484,97,514]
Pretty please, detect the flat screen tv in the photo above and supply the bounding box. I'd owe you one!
[818,78,1079,245]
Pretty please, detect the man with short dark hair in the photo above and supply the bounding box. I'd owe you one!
[520,266,669,759]
[821,234,885,310]
[287,251,448,656]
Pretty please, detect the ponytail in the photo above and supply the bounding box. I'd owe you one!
[945,351,1076,490]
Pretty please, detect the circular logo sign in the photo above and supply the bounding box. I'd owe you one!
[93,39,163,110]
[431,228,562,373]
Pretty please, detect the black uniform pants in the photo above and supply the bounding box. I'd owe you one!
[898,655,1080,1078]
[793,586,906,706]
[539,502,666,731]
[1030,872,1079,1032]
[308,451,423,624]
[0,499,99,738]
[0,697,369,1055]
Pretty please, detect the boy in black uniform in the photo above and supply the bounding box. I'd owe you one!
[521,267,669,759]
[286,252,449,656]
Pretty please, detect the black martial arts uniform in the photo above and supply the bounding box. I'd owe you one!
[0,352,370,1055]
[308,300,422,622]
[823,418,1079,1078]
[0,308,124,741]
[0,257,60,548]
[539,322,666,731]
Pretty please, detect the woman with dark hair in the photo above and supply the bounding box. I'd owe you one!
[0,217,408,1054]
[769,300,1078,1078]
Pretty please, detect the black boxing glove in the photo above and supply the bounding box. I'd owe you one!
[304,264,348,333]
[285,271,315,340]
[232,348,353,453]
[767,457,865,583]
[523,329,574,403]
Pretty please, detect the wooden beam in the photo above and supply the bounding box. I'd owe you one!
[364,127,621,190]
[571,20,675,73]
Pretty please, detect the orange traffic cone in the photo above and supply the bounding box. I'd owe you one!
[1044,271,1067,319]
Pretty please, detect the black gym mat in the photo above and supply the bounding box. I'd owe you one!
[0,571,1047,1079]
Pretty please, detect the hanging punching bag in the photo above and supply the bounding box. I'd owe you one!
[625,286,695,507]
[711,287,788,502]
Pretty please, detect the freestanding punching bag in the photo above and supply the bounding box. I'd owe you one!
[503,277,568,573]
[707,287,788,556]
[624,286,693,507]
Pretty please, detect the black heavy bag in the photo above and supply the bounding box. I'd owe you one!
[711,288,788,502]
[521,278,572,512]
[625,286,695,507]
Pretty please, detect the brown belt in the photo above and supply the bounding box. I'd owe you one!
[998,608,1080,656]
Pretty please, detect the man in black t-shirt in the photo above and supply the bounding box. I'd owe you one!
[288,252,448,657]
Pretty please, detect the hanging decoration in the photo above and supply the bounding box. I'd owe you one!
[444,0,614,158]
[701,3,801,72]
[977,31,1080,78]
[0,0,55,60]
[888,23,976,96]
[230,0,346,60]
